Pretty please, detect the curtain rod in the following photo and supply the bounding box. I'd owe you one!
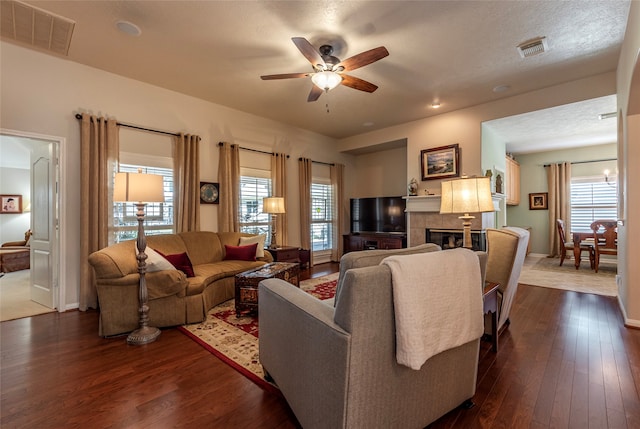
[75,113,181,137]
[298,157,335,166]
[217,142,289,158]
[543,158,616,167]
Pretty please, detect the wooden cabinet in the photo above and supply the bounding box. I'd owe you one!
[343,233,407,254]
[505,156,520,206]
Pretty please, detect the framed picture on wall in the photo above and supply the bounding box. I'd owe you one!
[1,195,22,214]
[420,144,460,181]
[199,182,220,204]
[529,192,548,210]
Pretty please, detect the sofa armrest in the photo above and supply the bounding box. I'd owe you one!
[258,278,350,426]
[2,240,27,247]
[260,250,274,263]
[94,270,187,299]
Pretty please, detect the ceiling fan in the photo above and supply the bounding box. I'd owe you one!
[260,37,389,102]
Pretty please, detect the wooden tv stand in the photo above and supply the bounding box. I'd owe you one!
[343,233,407,254]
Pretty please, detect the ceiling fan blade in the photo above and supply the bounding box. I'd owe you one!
[260,72,311,80]
[341,75,379,93]
[336,46,389,72]
[307,85,324,102]
[292,37,325,69]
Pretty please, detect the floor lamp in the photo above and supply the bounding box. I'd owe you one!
[440,176,494,249]
[114,169,165,345]
[263,197,285,249]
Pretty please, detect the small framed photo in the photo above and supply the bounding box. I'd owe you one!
[420,144,460,181]
[529,192,548,210]
[1,195,22,214]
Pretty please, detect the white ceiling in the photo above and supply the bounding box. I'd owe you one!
[1,0,630,150]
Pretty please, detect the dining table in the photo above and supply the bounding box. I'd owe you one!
[572,220,618,269]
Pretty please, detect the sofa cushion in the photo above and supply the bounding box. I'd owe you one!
[146,248,176,272]
[224,244,258,261]
[158,250,195,277]
[178,231,224,265]
[239,234,266,258]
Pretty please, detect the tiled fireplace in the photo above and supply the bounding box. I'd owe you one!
[403,195,499,247]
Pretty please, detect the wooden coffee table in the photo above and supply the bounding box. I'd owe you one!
[235,262,299,317]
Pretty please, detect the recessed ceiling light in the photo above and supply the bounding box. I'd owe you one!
[363,121,374,127]
[116,20,142,36]
[431,102,441,108]
[493,85,510,93]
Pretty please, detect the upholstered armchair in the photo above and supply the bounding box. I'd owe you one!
[484,227,530,332]
[259,245,485,429]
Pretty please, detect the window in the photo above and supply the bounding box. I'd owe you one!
[311,182,333,251]
[239,172,272,240]
[570,175,617,232]
[113,164,174,242]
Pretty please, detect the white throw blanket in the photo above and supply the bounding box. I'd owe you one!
[381,248,484,370]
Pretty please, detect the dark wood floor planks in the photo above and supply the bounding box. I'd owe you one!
[2,264,639,429]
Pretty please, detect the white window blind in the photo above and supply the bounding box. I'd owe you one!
[239,174,272,240]
[113,164,174,242]
[311,182,333,251]
[570,175,617,232]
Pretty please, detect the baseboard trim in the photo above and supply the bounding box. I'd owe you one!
[617,295,640,329]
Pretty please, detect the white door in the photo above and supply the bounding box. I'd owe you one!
[30,142,57,309]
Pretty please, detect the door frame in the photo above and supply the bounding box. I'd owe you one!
[1,128,65,312]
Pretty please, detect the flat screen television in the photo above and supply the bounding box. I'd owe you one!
[350,196,406,234]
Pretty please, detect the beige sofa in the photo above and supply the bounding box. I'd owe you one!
[88,231,272,337]
[259,244,485,429]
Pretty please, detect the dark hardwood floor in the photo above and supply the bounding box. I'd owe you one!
[2,262,639,428]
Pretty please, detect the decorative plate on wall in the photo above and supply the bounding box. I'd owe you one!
[200,182,219,204]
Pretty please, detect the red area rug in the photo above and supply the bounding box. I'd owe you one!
[178,273,338,393]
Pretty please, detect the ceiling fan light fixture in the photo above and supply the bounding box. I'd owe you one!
[311,71,342,91]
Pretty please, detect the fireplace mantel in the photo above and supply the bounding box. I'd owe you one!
[403,194,503,213]
[402,194,504,247]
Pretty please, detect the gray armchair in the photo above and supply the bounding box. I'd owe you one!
[258,245,484,429]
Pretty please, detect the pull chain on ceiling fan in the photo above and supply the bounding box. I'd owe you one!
[260,37,389,102]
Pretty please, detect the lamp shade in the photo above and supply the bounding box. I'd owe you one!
[440,176,494,214]
[263,197,286,214]
[114,172,165,203]
[311,71,343,91]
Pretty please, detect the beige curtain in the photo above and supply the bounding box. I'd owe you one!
[546,162,572,257]
[218,142,240,232]
[80,114,119,310]
[174,133,200,232]
[330,163,345,261]
[271,153,288,246]
[299,158,313,266]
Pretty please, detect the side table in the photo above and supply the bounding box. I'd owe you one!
[483,281,499,352]
[268,246,310,268]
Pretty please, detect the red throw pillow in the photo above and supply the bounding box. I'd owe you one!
[156,250,195,277]
[224,243,258,261]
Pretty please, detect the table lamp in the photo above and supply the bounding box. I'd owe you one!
[114,169,165,345]
[440,176,494,249]
[263,197,285,249]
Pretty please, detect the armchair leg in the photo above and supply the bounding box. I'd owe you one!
[263,367,275,384]
[462,399,475,409]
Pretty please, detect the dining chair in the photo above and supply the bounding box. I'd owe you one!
[590,220,618,273]
[556,219,594,268]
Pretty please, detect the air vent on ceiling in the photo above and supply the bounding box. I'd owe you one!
[0,0,75,56]
[517,37,548,58]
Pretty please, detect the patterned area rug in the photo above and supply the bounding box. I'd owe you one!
[178,272,339,392]
[518,254,617,296]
